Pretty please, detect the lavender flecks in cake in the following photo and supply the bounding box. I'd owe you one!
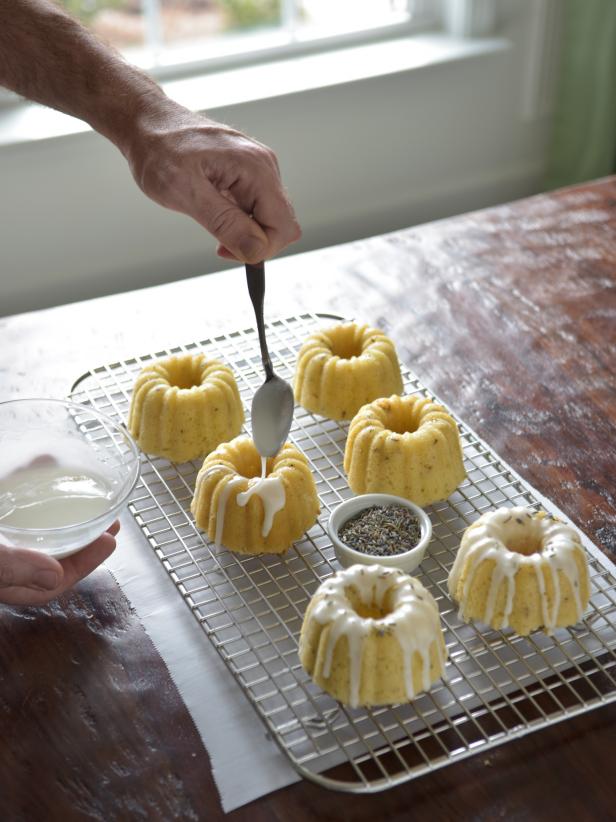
[338,505,422,557]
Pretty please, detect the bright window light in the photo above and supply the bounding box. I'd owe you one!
[54,1,429,77]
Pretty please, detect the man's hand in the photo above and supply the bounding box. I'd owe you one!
[0,521,119,607]
[0,2,301,264]
[127,106,301,263]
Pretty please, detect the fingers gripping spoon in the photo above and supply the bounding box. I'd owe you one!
[245,262,295,458]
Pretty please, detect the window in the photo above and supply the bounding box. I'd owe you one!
[54,1,438,78]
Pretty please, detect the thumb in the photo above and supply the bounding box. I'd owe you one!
[199,185,269,263]
[0,545,64,591]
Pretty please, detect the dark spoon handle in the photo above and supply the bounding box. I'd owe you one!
[245,262,274,381]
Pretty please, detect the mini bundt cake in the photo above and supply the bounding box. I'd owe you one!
[191,435,320,554]
[448,506,591,636]
[299,564,447,707]
[344,394,466,507]
[294,322,403,421]
[128,353,244,463]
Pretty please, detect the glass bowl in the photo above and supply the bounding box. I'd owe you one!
[0,398,140,559]
[328,493,432,573]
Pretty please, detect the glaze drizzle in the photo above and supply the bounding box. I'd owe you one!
[194,457,285,547]
[448,506,588,633]
[236,457,285,537]
[305,564,446,707]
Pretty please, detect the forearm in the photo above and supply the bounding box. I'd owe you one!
[0,1,300,261]
[0,0,170,154]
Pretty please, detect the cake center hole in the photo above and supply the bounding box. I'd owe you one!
[505,534,543,556]
[238,450,271,480]
[381,405,419,435]
[330,332,363,359]
[172,376,200,389]
[168,361,201,390]
[345,586,394,620]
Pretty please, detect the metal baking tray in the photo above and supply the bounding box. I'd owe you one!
[70,312,616,792]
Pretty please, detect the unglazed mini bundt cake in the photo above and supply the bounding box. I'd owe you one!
[294,322,403,421]
[448,506,591,636]
[299,564,447,707]
[344,394,466,507]
[191,435,320,554]
[128,353,244,463]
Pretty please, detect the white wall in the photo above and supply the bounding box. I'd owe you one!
[0,1,558,316]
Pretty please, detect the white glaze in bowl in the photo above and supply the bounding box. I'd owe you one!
[0,398,140,558]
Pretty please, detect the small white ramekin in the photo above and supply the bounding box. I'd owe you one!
[328,493,432,573]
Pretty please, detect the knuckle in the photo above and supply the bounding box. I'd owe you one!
[263,145,278,165]
[264,150,281,176]
[210,204,242,238]
[244,141,277,170]
[272,156,282,175]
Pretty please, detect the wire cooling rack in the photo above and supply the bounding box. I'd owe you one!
[70,312,616,792]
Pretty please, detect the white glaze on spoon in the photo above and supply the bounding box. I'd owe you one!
[251,376,294,458]
[448,506,587,633]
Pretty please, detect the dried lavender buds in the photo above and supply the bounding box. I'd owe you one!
[338,505,422,557]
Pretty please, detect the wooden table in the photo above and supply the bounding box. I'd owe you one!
[1,177,615,821]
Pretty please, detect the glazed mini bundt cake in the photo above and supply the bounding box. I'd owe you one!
[294,322,403,421]
[191,435,320,554]
[344,394,466,507]
[299,564,447,708]
[448,506,591,636]
[128,353,244,463]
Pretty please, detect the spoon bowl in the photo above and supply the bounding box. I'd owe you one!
[251,374,295,458]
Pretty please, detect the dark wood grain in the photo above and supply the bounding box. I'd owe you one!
[0,568,218,822]
[1,177,615,820]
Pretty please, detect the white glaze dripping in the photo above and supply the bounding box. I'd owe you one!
[193,463,225,503]
[448,506,586,633]
[214,476,245,548]
[201,456,286,546]
[308,564,445,707]
[236,456,285,537]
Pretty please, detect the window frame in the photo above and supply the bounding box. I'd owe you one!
[1,0,513,110]
[0,0,442,108]
[129,0,442,82]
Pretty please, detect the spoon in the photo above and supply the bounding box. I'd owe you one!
[245,262,295,457]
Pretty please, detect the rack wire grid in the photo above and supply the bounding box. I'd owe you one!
[70,311,616,793]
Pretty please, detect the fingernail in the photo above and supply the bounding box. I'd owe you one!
[32,570,60,591]
[239,236,265,261]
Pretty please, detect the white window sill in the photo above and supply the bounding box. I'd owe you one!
[0,33,509,150]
